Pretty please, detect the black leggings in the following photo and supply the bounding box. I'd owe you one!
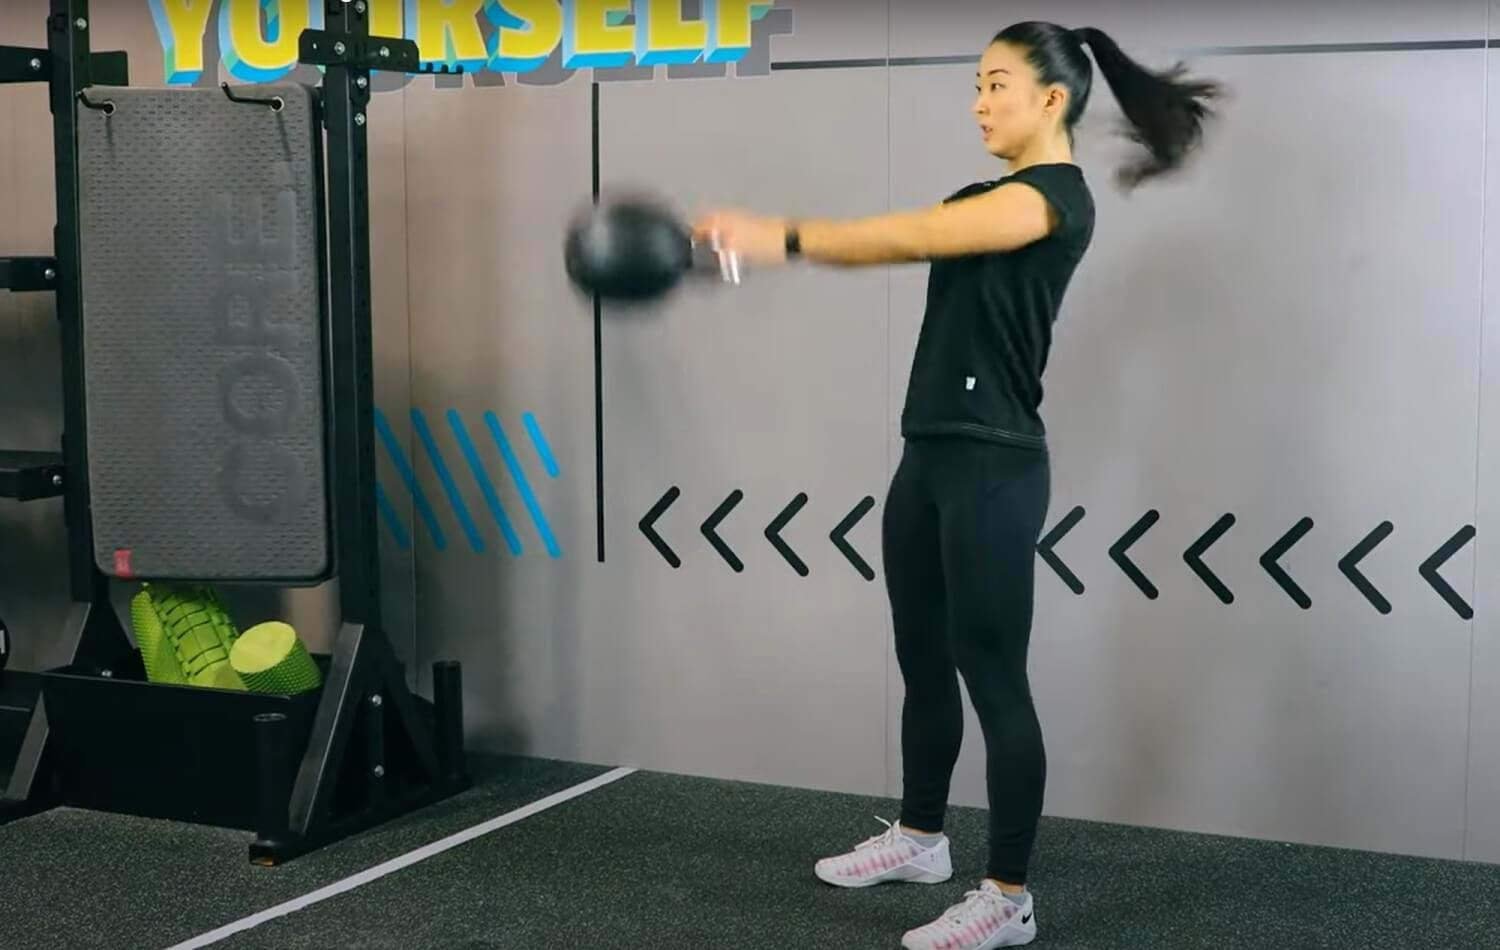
[882,437,1051,885]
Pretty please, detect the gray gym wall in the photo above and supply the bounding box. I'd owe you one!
[1,0,1497,869]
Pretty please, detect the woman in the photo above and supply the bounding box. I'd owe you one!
[695,21,1221,950]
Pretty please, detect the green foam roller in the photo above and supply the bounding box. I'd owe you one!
[231,622,322,695]
[130,589,186,686]
[130,584,245,691]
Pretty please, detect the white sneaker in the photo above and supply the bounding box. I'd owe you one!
[902,881,1037,949]
[814,817,952,888]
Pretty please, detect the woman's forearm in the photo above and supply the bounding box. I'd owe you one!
[797,211,934,267]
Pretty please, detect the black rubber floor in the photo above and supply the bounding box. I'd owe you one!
[0,755,609,950]
[3,759,1499,949]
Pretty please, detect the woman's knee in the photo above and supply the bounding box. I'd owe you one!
[952,642,1033,708]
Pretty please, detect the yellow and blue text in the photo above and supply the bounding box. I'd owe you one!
[149,0,778,85]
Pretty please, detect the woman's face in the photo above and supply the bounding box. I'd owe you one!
[972,42,1065,159]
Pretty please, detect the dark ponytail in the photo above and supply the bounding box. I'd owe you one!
[993,22,1222,189]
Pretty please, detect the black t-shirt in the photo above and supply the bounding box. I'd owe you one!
[900,163,1095,450]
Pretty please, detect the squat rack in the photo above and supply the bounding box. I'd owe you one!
[0,0,470,864]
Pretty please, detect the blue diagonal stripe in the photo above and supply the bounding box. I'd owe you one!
[523,411,561,478]
[447,409,523,557]
[485,411,562,559]
[374,480,411,550]
[412,408,486,553]
[374,408,447,550]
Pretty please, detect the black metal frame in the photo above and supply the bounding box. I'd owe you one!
[0,0,470,864]
[0,0,134,827]
[254,4,472,864]
[0,257,57,292]
[0,451,66,501]
[0,44,124,87]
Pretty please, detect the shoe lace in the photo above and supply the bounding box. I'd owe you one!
[855,816,904,851]
[942,887,1011,927]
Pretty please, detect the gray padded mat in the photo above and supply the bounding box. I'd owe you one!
[77,83,328,581]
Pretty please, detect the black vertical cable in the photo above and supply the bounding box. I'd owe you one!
[593,81,605,562]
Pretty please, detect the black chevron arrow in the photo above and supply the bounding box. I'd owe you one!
[831,496,876,581]
[1109,510,1160,599]
[639,487,681,568]
[1038,506,1086,594]
[1420,525,1475,620]
[1184,514,1235,605]
[766,493,809,576]
[1261,517,1314,609]
[1339,522,1393,615]
[700,490,745,572]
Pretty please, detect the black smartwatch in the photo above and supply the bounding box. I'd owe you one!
[785,225,802,259]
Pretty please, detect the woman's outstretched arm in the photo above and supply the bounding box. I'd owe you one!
[693,182,1059,268]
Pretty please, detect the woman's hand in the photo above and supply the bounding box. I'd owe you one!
[692,210,789,266]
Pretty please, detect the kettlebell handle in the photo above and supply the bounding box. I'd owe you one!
[689,231,742,286]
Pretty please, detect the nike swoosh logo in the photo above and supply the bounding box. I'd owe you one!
[1022,913,1033,924]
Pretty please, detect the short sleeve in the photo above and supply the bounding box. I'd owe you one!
[943,180,998,204]
[1005,164,1091,238]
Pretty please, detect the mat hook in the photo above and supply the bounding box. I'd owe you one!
[221,82,284,112]
[77,90,114,115]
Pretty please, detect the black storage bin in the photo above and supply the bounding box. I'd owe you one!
[39,652,324,829]
[0,672,42,791]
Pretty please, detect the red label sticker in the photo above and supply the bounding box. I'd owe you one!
[114,549,134,578]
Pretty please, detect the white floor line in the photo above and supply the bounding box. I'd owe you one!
[164,766,638,950]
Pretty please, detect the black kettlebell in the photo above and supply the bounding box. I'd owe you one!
[564,197,695,303]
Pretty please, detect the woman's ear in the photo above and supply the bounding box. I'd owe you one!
[1045,84,1069,119]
